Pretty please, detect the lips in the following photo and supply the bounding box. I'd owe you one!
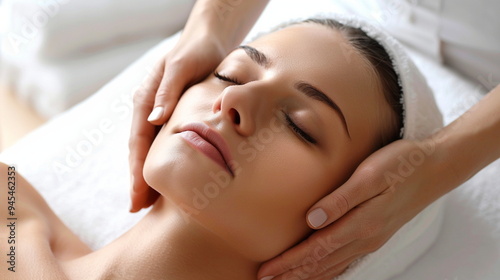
[178,123,234,175]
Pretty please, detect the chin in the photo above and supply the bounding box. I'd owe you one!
[144,134,232,212]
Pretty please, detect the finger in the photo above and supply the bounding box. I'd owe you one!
[303,244,359,278]
[303,236,377,280]
[129,59,166,211]
[143,186,161,209]
[270,247,358,280]
[306,167,385,229]
[257,220,356,280]
[273,255,361,280]
[129,88,160,212]
[293,218,372,279]
[128,156,151,212]
[307,254,363,280]
[148,62,190,125]
[269,255,358,280]
[129,126,160,212]
[269,234,368,280]
[129,179,160,212]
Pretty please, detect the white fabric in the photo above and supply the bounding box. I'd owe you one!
[374,0,500,90]
[0,0,498,279]
[325,14,444,141]
[1,0,195,58]
[2,37,165,116]
[0,0,195,118]
[393,47,500,280]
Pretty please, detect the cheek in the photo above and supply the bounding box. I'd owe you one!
[168,85,216,123]
[251,144,335,253]
[143,83,223,201]
[207,135,338,261]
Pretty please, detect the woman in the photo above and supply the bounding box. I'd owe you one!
[129,1,500,279]
[0,18,403,279]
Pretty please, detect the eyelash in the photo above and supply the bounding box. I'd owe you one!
[214,71,242,85]
[284,113,317,144]
[214,71,316,144]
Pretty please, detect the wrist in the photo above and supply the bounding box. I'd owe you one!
[425,124,485,196]
[408,137,453,203]
[183,0,269,54]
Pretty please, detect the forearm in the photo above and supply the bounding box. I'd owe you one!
[429,84,500,196]
[182,0,270,53]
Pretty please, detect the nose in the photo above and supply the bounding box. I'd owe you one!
[212,83,268,137]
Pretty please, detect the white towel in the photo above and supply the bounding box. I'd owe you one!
[0,0,194,118]
[1,37,166,117]
[1,0,195,58]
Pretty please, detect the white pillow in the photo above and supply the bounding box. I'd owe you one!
[0,0,195,118]
[1,0,195,58]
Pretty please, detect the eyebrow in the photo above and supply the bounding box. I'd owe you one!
[237,45,271,68]
[238,45,351,139]
[295,82,351,139]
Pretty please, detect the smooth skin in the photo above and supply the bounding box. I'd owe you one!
[144,22,396,268]
[129,0,500,279]
[129,0,269,212]
[0,23,397,280]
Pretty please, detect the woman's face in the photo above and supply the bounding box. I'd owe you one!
[144,23,395,261]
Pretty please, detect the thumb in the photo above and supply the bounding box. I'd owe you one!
[306,171,381,229]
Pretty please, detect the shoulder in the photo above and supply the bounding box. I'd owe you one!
[0,163,54,278]
[0,162,53,228]
[0,162,89,279]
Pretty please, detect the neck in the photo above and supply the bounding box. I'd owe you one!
[62,197,259,280]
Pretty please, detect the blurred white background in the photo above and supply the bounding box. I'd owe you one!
[0,0,195,150]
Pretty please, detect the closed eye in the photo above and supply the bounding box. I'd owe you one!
[215,70,316,144]
[214,71,242,85]
[284,112,317,144]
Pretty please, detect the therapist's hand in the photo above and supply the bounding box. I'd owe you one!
[258,138,446,280]
[129,34,226,213]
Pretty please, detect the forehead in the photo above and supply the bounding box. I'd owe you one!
[247,23,390,144]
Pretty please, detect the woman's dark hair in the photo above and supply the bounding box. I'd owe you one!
[301,18,403,145]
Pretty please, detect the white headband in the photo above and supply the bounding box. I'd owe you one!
[328,14,443,140]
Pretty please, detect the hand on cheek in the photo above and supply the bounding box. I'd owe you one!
[257,139,439,280]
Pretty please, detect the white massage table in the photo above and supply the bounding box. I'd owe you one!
[0,0,499,279]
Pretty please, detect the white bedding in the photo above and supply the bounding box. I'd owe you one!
[0,0,195,118]
[397,48,500,280]
[0,0,499,279]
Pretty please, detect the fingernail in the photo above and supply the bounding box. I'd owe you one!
[147,106,164,122]
[260,276,274,280]
[129,201,134,212]
[308,208,328,228]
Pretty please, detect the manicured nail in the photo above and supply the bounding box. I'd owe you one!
[308,208,328,228]
[147,106,164,122]
[260,276,274,280]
